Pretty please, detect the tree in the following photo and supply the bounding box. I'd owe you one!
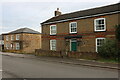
[115,25,120,62]
[115,25,120,41]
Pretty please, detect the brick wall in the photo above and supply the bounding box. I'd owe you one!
[3,33,41,53]
[22,33,41,53]
[35,49,97,59]
[41,13,119,52]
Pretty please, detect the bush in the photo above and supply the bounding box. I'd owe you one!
[98,39,119,60]
[115,25,120,41]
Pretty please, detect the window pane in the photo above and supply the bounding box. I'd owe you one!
[70,22,77,33]
[50,40,56,50]
[101,19,104,24]
[50,25,56,34]
[95,18,105,31]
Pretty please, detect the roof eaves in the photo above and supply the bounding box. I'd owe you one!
[41,10,120,25]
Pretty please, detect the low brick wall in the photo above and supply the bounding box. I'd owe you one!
[35,49,98,60]
[35,49,61,57]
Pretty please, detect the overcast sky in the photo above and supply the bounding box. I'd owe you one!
[0,0,119,34]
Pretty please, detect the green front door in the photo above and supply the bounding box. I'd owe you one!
[71,40,77,51]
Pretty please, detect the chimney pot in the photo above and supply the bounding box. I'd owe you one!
[57,8,59,11]
[55,8,62,16]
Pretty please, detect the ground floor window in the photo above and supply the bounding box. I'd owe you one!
[16,43,20,50]
[70,39,77,51]
[50,40,56,51]
[10,43,14,49]
[96,38,105,52]
[6,43,9,49]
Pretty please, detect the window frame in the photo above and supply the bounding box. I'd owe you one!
[6,43,9,49]
[11,35,14,40]
[69,22,77,34]
[6,35,9,41]
[16,34,20,40]
[50,39,56,51]
[50,25,57,35]
[94,18,106,32]
[96,38,105,52]
[16,43,20,50]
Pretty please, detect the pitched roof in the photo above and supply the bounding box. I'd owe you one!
[3,28,40,35]
[41,3,120,25]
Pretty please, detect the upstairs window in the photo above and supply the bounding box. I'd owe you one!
[16,34,20,40]
[94,18,106,31]
[11,35,14,40]
[50,25,57,35]
[50,40,56,51]
[69,22,77,33]
[6,35,9,41]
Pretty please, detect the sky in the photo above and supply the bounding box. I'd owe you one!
[0,0,119,34]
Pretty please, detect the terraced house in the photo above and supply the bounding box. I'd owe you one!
[41,3,120,53]
[3,28,41,53]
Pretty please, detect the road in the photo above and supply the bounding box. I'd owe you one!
[2,54,118,78]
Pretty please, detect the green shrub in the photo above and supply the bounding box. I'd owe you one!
[98,39,119,60]
[115,25,120,41]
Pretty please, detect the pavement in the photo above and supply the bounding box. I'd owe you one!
[1,52,120,70]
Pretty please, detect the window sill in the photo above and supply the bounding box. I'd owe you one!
[94,30,106,32]
[69,32,77,34]
[50,34,57,36]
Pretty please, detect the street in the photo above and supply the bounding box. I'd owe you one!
[2,54,118,78]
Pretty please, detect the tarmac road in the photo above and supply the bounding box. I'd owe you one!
[2,55,118,78]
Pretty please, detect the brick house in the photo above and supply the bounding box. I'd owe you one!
[0,35,4,51]
[3,28,41,53]
[41,3,119,53]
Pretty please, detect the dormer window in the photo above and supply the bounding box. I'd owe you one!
[94,18,106,31]
[50,25,57,35]
[69,22,77,34]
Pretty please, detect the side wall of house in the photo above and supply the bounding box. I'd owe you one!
[22,33,41,53]
[42,13,119,52]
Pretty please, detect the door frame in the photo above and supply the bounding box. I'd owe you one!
[70,39,77,51]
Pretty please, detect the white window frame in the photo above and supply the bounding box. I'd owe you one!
[16,34,20,40]
[6,35,9,41]
[69,22,77,34]
[11,35,14,40]
[50,25,57,35]
[50,39,56,51]
[10,43,14,49]
[16,43,20,50]
[96,38,105,52]
[94,18,106,31]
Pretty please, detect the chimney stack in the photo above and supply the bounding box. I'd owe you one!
[55,8,62,16]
